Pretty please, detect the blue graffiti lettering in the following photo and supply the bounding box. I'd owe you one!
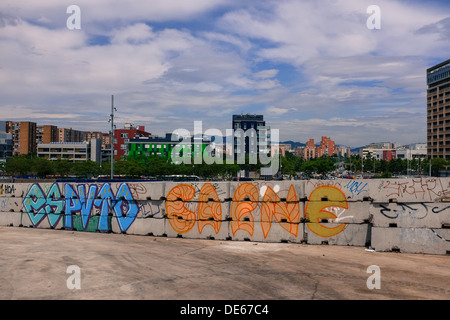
[23,183,139,232]
[343,180,369,198]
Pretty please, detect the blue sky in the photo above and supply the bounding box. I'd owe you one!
[1,0,450,147]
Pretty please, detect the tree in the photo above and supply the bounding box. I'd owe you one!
[431,158,448,176]
[71,161,100,178]
[32,157,54,178]
[388,158,406,174]
[53,159,72,177]
[300,160,318,177]
[281,152,303,178]
[5,156,31,176]
[315,157,334,176]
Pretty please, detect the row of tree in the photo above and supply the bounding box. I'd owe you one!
[1,153,448,180]
[0,155,244,180]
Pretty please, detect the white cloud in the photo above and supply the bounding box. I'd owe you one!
[253,69,278,79]
[219,0,449,64]
[0,0,449,147]
[5,0,230,26]
[266,106,292,115]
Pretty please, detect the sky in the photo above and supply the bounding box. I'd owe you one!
[1,0,450,148]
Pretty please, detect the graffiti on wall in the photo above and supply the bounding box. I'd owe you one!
[379,178,450,201]
[22,183,139,232]
[261,184,301,238]
[18,181,353,238]
[0,184,16,195]
[165,183,348,238]
[343,180,368,199]
[377,202,450,220]
[304,185,348,237]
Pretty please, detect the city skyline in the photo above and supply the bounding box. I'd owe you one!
[1,1,450,148]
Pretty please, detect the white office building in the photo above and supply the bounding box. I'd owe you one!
[37,139,102,164]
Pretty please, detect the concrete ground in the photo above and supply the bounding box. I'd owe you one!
[0,226,449,300]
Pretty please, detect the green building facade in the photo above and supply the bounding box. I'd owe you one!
[128,134,210,164]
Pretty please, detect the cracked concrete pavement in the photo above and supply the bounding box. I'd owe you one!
[0,226,449,300]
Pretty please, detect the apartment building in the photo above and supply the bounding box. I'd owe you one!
[0,121,13,161]
[37,125,58,144]
[6,121,37,155]
[300,136,336,160]
[58,127,84,143]
[427,58,450,160]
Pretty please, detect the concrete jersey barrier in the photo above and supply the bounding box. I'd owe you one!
[0,178,449,255]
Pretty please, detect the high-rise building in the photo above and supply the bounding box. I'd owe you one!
[303,138,316,160]
[0,121,13,161]
[232,114,270,161]
[83,131,103,141]
[317,136,335,158]
[427,59,450,160]
[37,125,58,144]
[58,127,84,143]
[6,121,37,155]
[301,136,336,160]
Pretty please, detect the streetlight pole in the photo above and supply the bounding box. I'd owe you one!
[429,160,432,177]
[109,95,117,180]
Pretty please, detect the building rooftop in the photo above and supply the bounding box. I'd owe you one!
[232,114,264,121]
[427,59,450,85]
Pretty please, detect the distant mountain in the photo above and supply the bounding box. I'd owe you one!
[280,141,306,148]
[351,146,365,153]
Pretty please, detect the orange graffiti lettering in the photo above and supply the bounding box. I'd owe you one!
[261,185,300,238]
[230,183,259,236]
[197,183,222,234]
[305,185,347,237]
[165,184,196,233]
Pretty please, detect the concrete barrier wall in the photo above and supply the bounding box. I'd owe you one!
[0,178,449,255]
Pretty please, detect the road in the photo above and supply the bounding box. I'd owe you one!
[0,226,449,301]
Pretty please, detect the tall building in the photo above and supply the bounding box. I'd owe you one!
[58,128,84,143]
[317,136,335,158]
[37,125,58,144]
[300,136,336,160]
[7,121,37,155]
[83,131,104,141]
[335,146,351,159]
[0,121,13,161]
[232,114,270,161]
[427,59,450,160]
[303,138,316,160]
